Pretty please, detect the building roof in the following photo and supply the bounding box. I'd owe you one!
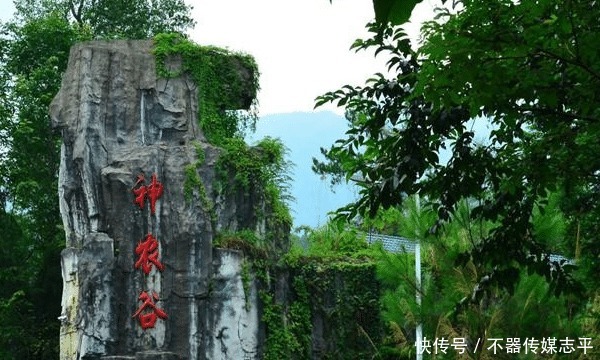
[366,232,573,264]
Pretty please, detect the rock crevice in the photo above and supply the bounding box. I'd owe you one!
[52,40,262,360]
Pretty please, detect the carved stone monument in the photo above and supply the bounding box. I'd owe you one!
[51,40,264,359]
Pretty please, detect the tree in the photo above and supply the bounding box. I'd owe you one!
[331,0,427,27]
[315,0,599,309]
[13,0,194,39]
[372,198,582,358]
[0,0,194,357]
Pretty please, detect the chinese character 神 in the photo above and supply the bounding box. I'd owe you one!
[132,174,147,209]
[132,173,164,214]
[132,291,168,329]
[135,233,165,274]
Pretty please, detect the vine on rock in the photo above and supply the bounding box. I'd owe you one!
[151,33,382,360]
[153,32,260,146]
[215,137,293,255]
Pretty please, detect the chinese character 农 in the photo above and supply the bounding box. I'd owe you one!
[132,173,164,214]
[135,233,165,274]
[132,291,168,329]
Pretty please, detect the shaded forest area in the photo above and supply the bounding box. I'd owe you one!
[1,0,600,358]
[0,1,194,357]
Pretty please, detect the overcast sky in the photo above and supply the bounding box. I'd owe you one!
[0,0,441,227]
[191,0,384,115]
[190,0,438,115]
[0,0,438,115]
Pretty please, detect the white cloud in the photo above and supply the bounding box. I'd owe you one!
[190,0,387,115]
[0,0,439,116]
[190,0,440,116]
[0,2,15,22]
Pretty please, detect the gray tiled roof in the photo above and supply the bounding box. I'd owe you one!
[548,253,574,265]
[366,233,416,253]
[365,232,574,265]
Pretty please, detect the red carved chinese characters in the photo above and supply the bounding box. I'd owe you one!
[135,234,165,275]
[132,173,164,214]
[132,174,148,210]
[146,173,164,215]
[132,291,168,330]
[131,172,168,330]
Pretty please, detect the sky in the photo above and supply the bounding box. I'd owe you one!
[191,0,383,115]
[247,112,358,228]
[0,0,442,228]
[0,0,439,115]
[190,0,438,115]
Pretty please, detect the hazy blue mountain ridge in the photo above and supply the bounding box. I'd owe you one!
[246,111,357,229]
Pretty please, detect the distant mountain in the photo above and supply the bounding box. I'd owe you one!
[246,111,357,229]
[246,112,494,229]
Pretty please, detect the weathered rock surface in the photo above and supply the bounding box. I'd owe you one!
[51,40,262,360]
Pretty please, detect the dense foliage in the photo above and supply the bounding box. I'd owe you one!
[250,223,380,360]
[13,0,194,39]
[251,195,594,358]
[0,0,193,357]
[314,0,600,356]
[368,197,591,358]
[153,33,260,146]
[214,136,294,255]
[316,0,599,307]
[3,0,600,356]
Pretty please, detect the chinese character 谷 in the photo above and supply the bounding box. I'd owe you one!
[132,291,168,329]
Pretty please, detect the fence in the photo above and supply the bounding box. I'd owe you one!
[365,232,573,265]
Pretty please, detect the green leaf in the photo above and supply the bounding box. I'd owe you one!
[373,0,420,25]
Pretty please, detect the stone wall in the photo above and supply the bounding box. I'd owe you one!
[51,40,264,360]
[50,39,376,360]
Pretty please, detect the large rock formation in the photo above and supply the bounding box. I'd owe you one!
[51,40,265,359]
